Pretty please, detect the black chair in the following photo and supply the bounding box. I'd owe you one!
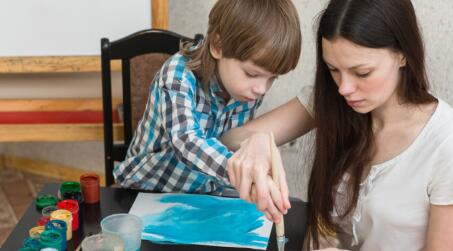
[101,29,203,186]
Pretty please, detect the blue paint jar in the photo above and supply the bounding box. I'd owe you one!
[45,220,67,251]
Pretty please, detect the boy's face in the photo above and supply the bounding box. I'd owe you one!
[216,57,277,102]
[211,45,277,102]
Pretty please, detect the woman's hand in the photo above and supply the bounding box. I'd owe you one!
[227,132,290,222]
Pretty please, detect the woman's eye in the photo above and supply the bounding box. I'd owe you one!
[328,68,338,73]
[356,72,370,78]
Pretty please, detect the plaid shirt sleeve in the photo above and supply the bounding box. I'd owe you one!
[159,72,232,182]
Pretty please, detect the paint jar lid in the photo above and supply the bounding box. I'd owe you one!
[35,195,58,210]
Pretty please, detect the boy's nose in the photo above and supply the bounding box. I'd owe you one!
[252,83,267,96]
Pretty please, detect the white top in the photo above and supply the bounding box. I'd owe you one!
[297,86,453,251]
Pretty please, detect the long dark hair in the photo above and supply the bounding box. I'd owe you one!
[307,0,435,247]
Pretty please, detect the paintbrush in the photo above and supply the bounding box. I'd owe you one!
[269,132,286,251]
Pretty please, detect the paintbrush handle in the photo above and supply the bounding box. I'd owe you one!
[269,132,285,238]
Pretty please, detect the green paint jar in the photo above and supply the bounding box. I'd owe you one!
[39,230,64,251]
[35,195,58,210]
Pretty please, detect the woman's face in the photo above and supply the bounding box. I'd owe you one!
[322,38,406,113]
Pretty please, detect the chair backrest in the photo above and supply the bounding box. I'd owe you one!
[101,29,202,186]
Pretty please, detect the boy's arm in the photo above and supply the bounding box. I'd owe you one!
[221,97,315,151]
[160,82,231,181]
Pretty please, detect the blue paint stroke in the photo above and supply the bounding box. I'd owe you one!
[141,194,268,249]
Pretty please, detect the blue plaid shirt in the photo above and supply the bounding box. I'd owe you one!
[114,53,262,194]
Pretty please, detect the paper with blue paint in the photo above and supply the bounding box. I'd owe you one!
[128,192,272,250]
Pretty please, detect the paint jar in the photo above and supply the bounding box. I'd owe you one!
[101,214,142,251]
[50,209,72,241]
[38,205,58,226]
[37,216,50,226]
[29,225,45,239]
[45,220,67,251]
[22,236,42,250]
[59,181,83,204]
[57,199,79,231]
[39,230,64,251]
[35,195,58,210]
[42,205,58,218]
[80,173,100,204]
[81,233,125,251]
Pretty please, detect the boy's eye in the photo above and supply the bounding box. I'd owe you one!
[245,71,258,78]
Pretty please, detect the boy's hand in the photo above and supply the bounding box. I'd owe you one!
[227,132,290,221]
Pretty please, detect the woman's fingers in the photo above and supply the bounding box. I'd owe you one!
[239,158,254,201]
[254,164,271,211]
[269,132,291,213]
[267,176,284,214]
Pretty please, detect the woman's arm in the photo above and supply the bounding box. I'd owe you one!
[425,204,453,250]
[223,97,315,221]
[221,97,315,150]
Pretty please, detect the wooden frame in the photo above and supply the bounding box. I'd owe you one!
[0,0,168,74]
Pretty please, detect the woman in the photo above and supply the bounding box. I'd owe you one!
[221,0,453,250]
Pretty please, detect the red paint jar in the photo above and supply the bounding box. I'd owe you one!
[80,173,100,204]
[57,199,79,231]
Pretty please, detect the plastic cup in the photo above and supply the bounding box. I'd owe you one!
[101,214,142,251]
[81,233,125,251]
[80,173,101,204]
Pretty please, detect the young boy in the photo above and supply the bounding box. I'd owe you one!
[114,0,301,194]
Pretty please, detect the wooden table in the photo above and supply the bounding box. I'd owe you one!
[2,183,309,250]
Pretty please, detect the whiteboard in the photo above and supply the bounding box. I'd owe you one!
[0,0,151,57]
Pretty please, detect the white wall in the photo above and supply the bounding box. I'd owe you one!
[0,0,150,57]
[2,0,453,200]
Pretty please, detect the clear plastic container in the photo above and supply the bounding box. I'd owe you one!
[81,233,124,251]
[101,214,142,251]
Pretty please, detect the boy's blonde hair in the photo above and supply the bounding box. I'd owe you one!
[181,0,302,91]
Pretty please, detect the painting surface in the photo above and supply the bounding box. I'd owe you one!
[129,193,272,249]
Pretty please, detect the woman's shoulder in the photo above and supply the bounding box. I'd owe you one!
[429,98,453,148]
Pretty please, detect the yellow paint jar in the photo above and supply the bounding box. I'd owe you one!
[50,209,73,240]
[29,225,45,239]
